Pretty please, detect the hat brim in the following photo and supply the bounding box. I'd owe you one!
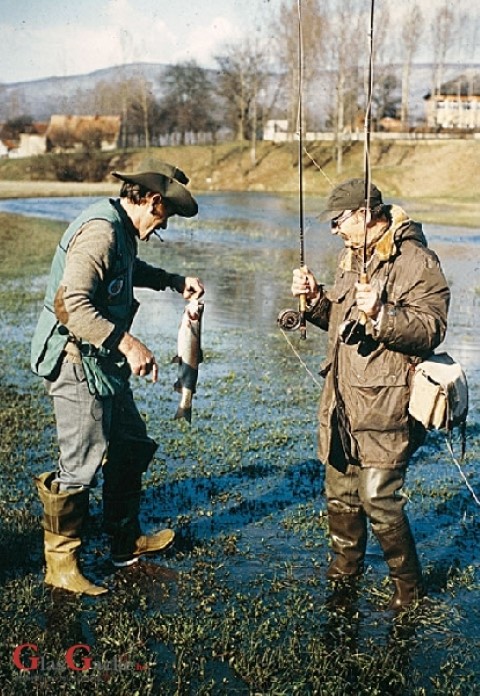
[112,171,198,218]
[164,178,198,218]
[317,208,344,222]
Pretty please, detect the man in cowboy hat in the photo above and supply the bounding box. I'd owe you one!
[31,163,204,595]
[291,178,450,610]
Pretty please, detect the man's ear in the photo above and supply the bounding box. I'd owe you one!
[150,193,162,212]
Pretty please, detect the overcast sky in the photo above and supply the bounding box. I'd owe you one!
[1,0,478,85]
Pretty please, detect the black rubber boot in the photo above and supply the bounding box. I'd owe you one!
[326,506,368,582]
[373,519,423,611]
[103,485,174,567]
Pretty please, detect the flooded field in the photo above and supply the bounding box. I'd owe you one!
[0,192,479,694]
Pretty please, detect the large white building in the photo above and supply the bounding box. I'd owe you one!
[424,72,480,130]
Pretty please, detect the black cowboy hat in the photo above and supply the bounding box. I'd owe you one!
[112,166,198,218]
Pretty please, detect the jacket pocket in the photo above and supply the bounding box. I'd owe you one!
[348,351,410,431]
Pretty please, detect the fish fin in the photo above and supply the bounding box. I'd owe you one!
[174,406,192,423]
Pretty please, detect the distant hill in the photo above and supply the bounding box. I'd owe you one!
[1,61,478,127]
[0,63,170,122]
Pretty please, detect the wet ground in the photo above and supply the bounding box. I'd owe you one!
[0,192,479,694]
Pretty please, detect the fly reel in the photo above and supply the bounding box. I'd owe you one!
[277,308,303,332]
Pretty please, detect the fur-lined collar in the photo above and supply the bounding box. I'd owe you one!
[339,204,424,271]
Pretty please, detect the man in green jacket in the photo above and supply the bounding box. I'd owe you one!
[31,164,204,595]
[291,178,450,610]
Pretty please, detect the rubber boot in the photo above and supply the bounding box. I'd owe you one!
[35,472,108,596]
[103,487,174,567]
[373,519,423,611]
[326,506,368,582]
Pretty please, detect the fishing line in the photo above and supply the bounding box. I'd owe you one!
[279,328,322,388]
[302,146,334,185]
[445,436,480,507]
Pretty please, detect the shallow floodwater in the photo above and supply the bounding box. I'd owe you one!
[1,192,478,376]
[1,193,479,692]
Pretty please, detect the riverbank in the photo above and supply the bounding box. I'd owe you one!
[0,139,479,227]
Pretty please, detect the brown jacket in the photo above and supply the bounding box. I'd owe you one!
[307,205,450,469]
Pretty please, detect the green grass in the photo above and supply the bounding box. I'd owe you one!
[0,213,63,280]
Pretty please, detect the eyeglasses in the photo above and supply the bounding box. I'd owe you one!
[331,210,357,229]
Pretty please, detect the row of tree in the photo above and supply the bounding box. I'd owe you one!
[1,0,478,169]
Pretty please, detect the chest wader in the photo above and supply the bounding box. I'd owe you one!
[102,408,174,567]
[326,507,368,583]
[326,348,423,609]
[372,519,423,610]
[35,473,108,595]
[326,344,368,586]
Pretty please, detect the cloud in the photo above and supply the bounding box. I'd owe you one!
[170,16,243,65]
[0,1,245,83]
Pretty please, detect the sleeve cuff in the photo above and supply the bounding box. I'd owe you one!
[167,273,186,293]
[102,327,125,351]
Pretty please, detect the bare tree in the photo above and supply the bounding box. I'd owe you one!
[400,2,423,128]
[159,61,217,145]
[368,2,395,124]
[324,0,364,173]
[72,77,157,148]
[215,39,270,146]
[270,0,327,133]
[431,1,458,100]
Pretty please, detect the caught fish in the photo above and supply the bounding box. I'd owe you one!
[172,298,204,422]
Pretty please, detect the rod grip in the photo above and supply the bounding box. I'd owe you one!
[358,273,368,325]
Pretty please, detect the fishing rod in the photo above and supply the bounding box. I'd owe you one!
[355,0,375,331]
[360,0,375,288]
[297,0,307,340]
[277,0,307,338]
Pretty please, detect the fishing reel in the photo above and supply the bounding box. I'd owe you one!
[277,308,303,332]
[277,307,307,340]
[278,291,309,338]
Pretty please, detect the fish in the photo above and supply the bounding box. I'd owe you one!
[172,298,204,422]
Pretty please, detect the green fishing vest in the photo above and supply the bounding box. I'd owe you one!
[30,198,135,385]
